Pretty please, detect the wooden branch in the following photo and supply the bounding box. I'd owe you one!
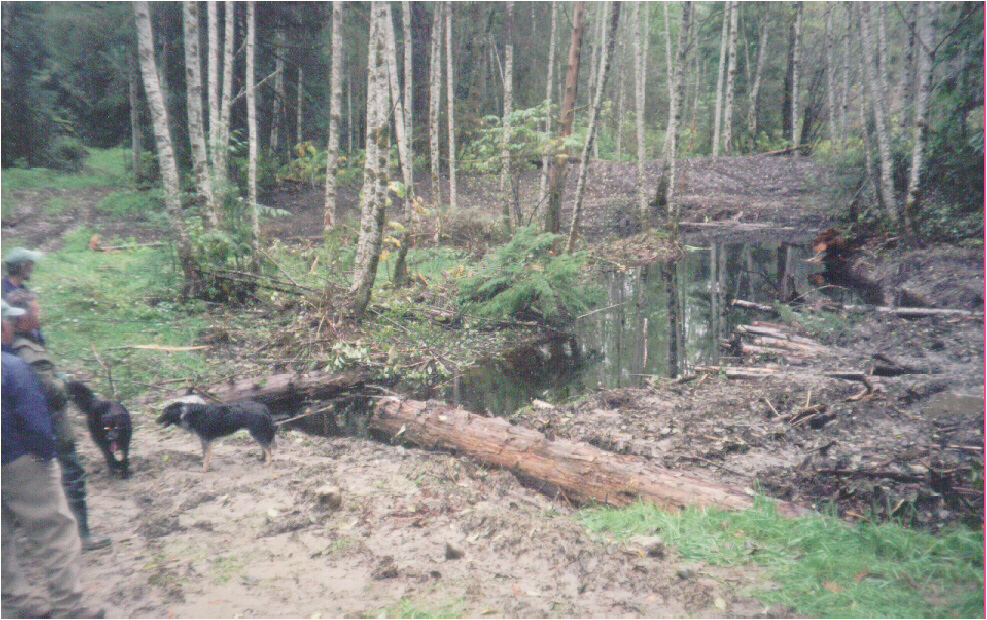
[370,398,808,516]
[732,299,776,313]
[833,304,979,319]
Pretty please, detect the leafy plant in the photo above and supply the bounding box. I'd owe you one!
[457,225,600,324]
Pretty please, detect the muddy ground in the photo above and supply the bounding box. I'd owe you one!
[2,154,983,618]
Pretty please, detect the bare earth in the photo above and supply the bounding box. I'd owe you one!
[3,155,983,618]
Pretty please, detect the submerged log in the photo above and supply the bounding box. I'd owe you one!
[370,397,807,516]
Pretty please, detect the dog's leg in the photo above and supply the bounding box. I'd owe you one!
[263,446,272,467]
[200,438,211,472]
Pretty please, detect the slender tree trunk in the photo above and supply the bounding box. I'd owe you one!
[721,1,737,155]
[429,5,442,214]
[860,4,899,224]
[746,18,766,142]
[712,5,728,157]
[634,1,649,222]
[351,1,391,319]
[500,1,514,232]
[825,6,837,148]
[207,1,220,179]
[902,1,934,235]
[183,1,218,228]
[857,8,877,208]
[901,2,920,131]
[128,52,142,185]
[246,0,260,272]
[655,1,692,214]
[789,2,802,148]
[216,0,234,189]
[392,0,415,285]
[545,0,586,235]
[296,67,303,145]
[134,1,201,299]
[323,1,345,230]
[566,1,620,254]
[269,25,286,159]
[444,2,457,214]
[539,1,559,206]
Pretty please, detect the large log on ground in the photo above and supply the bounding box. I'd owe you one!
[371,398,807,516]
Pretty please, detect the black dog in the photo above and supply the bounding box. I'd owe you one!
[65,381,133,479]
[157,400,275,472]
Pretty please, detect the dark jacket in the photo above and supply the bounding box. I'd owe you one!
[2,350,56,464]
[10,331,72,449]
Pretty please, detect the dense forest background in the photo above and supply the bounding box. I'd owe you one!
[2,1,983,305]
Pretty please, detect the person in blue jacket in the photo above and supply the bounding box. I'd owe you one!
[1,300,104,619]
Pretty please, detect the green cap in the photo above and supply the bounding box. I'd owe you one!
[4,247,43,265]
[1,299,26,320]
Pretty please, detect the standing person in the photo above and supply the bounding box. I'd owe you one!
[2,301,104,619]
[5,289,110,552]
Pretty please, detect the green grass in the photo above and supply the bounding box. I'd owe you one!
[31,228,213,401]
[578,499,984,618]
[372,596,465,619]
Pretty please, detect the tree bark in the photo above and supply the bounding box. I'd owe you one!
[746,17,766,142]
[216,0,235,189]
[566,1,620,254]
[134,1,202,299]
[444,2,457,214]
[392,0,415,286]
[721,1,738,155]
[183,1,218,228]
[269,25,286,158]
[207,1,220,183]
[634,1,649,222]
[538,1,559,206]
[128,52,142,185]
[789,2,802,148]
[246,0,260,272]
[371,398,806,516]
[712,5,728,157]
[860,4,900,225]
[350,1,390,319]
[500,0,514,233]
[655,1,692,215]
[902,2,934,234]
[544,0,586,235]
[296,66,303,145]
[323,1,345,230]
[428,4,442,219]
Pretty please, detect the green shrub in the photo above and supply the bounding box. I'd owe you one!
[45,136,89,172]
[457,225,600,325]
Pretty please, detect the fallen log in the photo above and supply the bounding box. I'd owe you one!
[370,397,807,517]
[834,304,979,319]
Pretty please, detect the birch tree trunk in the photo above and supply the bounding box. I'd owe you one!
[711,6,728,157]
[539,1,558,205]
[790,2,802,148]
[545,0,586,235]
[216,0,234,188]
[183,1,218,228]
[296,67,303,145]
[500,0,514,232]
[428,5,442,215]
[565,1,620,254]
[746,17,766,142]
[444,2,457,213]
[825,6,838,148]
[207,1,220,179]
[134,1,201,299]
[840,4,850,151]
[351,1,391,319]
[860,4,900,224]
[323,0,345,230]
[382,2,414,286]
[128,53,142,185]
[392,0,415,286]
[655,1,692,214]
[269,25,286,158]
[721,1,737,155]
[634,1,649,222]
[246,0,260,272]
[902,2,934,235]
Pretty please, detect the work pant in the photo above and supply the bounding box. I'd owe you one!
[56,444,90,539]
[1,455,84,617]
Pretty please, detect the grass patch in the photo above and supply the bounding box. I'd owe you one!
[31,228,213,401]
[578,499,984,618]
[373,596,465,619]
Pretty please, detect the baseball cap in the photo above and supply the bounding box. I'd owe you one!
[4,247,43,265]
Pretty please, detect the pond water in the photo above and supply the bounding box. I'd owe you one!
[448,239,878,416]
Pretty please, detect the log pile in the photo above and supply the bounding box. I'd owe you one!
[725,321,827,362]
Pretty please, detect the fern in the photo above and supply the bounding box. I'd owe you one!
[458,226,600,324]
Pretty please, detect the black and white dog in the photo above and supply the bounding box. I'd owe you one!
[157,400,275,472]
[65,381,133,479]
